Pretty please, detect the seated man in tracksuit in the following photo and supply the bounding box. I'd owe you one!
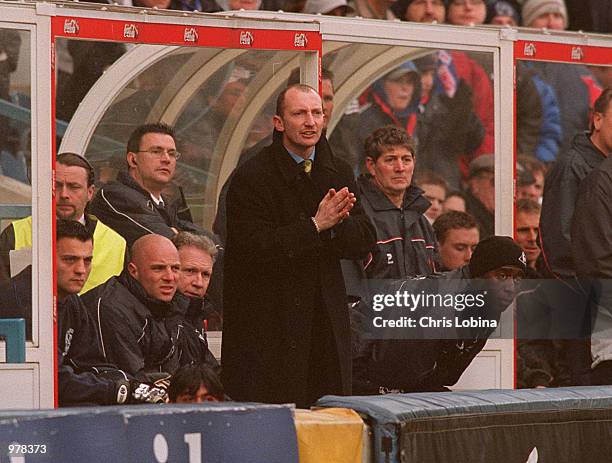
[56,219,166,406]
[0,152,126,293]
[82,233,217,383]
[342,125,438,302]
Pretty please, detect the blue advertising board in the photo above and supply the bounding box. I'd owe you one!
[0,403,298,463]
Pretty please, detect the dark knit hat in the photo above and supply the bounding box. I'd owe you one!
[469,236,527,277]
[486,0,521,25]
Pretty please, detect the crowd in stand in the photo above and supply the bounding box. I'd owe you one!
[0,0,611,406]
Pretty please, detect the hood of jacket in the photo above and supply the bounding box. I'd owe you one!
[371,61,422,120]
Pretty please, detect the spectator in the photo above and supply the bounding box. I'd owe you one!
[433,210,479,271]
[172,231,222,331]
[0,153,126,293]
[571,87,612,384]
[56,220,166,406]
[359,59,483,189]
[517,156,546,203]
[168,364,225,403]
[590,66,612,90]
[533,89,611,385]
[522,0,602,155]
[414,170,448,224]
[89,123,205,247]
[359,63,421,149]
[522,0,567,29]
[82,234,217,382]
[446,0,486,25]
[342,126,437,301]
[347,0,397,19]
[303,0,353,14]
[443,0,496,172]
[486,0,520,26]
[392,0,445,22]
[413,52,484,190]
[443,190,467,213]
[515,199,542,275]
[516,61,561,164]
[464,154,495,238]
[183,72,249,171]
[221,84,375,408]
[540,89,611,279]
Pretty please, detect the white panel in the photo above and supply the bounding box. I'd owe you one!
[0,364,39,409]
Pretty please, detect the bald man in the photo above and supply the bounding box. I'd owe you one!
[82,234,217,382]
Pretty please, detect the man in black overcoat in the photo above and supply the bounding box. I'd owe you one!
[221,84,376,407]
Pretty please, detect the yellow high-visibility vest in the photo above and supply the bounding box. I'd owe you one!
[12,216,126,293]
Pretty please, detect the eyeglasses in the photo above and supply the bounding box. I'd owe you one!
[136,147,181,160]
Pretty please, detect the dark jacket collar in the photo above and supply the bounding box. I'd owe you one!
[117,270,185,320]
[117,171,168,204]
[357,174,430,213]
[574,132,607,169]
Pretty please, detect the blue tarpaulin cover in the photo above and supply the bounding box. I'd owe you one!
[317,386,612,463]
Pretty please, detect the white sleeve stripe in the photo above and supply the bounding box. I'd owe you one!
[100,189,155,235]
[97,297,107,360]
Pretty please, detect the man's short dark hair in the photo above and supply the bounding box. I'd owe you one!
[171,231,218,263]
[56,219,93,244]
[57,152,95,187]
[275,83,318,118]
[594,87,612,116]
[126,123,176,155]
[516,198,541,215]
[433,211,479,244]
[364,125,416,162]
[168,364,224,402]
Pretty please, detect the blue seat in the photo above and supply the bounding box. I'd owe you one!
[0,318,25,363]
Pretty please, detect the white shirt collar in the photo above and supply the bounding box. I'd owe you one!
[150,193,164,207]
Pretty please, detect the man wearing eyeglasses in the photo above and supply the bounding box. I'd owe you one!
[90,123,205,247]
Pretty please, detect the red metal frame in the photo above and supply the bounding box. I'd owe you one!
[51,16,321,51]
[514,40,611,65]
